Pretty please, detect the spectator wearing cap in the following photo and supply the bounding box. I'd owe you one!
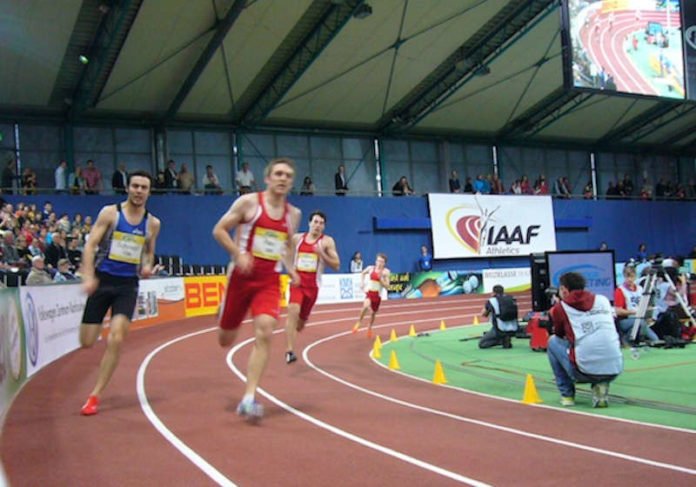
[26,255,52,285]
[53,258,77,282]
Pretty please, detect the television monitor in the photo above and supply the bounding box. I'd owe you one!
[562,0,686,99]
[545,250,616,303]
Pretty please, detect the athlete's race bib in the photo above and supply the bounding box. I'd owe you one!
[368,279,382,292]
[296,252,318,272]
[252,227,287,261]
[108,231,145,264]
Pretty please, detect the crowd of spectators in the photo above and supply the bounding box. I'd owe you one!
[0,200,90,285]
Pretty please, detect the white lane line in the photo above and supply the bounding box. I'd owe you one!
[225,337,491,487]
[136,327,237,487]
[301,331,696,476]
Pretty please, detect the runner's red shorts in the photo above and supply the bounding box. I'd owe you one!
[289,285,319,321]
[219,269,281,330]
[366,290,381,312]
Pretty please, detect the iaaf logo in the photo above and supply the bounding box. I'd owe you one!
[446,200,541,254]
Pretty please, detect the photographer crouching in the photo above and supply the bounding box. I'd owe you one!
[547,272,623,408]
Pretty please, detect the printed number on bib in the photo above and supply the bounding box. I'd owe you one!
[297,252,318,272]
[108,231,145,264]
[252,228,287,261]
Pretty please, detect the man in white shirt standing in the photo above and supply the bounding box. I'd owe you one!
[236,162,256,195]
[55,160,68,193]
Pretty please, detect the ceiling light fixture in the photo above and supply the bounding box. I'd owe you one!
[79,55,89,65]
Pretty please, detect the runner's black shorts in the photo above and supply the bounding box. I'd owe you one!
[81,271,139,325]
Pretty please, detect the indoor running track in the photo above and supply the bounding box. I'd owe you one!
[2,296,695,486]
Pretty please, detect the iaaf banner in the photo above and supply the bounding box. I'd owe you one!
[428,194,556,259]
[684,0,696,100]
[19,284,84,378]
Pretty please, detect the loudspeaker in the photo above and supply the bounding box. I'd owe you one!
[530,253,549,311]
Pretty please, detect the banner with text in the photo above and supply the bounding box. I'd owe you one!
[19,284,84,378]
[391,271,484,299]
[0,289,26,424]
[428,194,556,259]
[482,267,531,293]
[316,273,368,304]
[132,277,186,328]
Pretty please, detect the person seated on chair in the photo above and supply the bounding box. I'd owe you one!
[478,285,519,349]
[614,265,661,346]
[548,272,623,408]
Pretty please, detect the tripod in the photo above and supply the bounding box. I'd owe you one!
[630,268,696,343]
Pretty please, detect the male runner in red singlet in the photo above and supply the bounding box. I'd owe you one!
[284,211,340,364]
[352,253,390,338]
[212,158,301,421]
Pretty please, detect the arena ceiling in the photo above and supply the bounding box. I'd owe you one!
[1,0,695,156]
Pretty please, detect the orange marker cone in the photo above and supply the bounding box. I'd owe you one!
[432,360,447,385]
[473,315,479,325]
[440,320,447,331]
[408,324,417,337]
[521,374,543,404]
[388,350,401,370]
[372,338,382,359]
[389,328,398,342]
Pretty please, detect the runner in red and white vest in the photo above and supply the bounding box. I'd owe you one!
[213,158,301,421]
[353,253,390,338]
[284,211,340,364]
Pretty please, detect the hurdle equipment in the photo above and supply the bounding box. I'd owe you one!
[388,350,401,370]
[432,360,448,384]
[521,374,543,404]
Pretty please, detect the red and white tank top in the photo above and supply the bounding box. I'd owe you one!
[294,233,324,288]
[237,192,291,274]
[367,266,382,293]
[619,283,642,311]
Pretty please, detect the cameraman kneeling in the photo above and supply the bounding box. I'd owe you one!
[548,272,623,408]
[479,285,518,349]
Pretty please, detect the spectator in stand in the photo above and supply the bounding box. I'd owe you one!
[583,180,593,199]
[622,173,634,197]
[236,162,256,195]
[70,165,86,195]
[202,165,223,195]
[510,179,522,194]
[21,167,37,195]
[55,160,68,193]
[534,174,549,195]
[299,176,315,196]
[655,178,668,199]
[350,251,363,273]
[616,181,626,199]
[520,175,532,195]
[606,181,621,199]
[14,235,31,264]
[177,163,194,194]
[26,255,52,285]
[83,160,102,195]
[635,243,648,262]
[449,170,461,193]
[640,179,652,200]
[674,184,686,200]
[153,170,167,194]
[0,231,20,264]
[1,159,15,194]
[334,164,348,196]
[53,258,77,282]
[417,245,433,272]
[463,177,474,193]
[44,231,68,269]
[392,176,414,196]
[554,176,571,198]
[473,174,486,194]
[111,163,128,195]
[490,174,504,194]
[164,159,178,193]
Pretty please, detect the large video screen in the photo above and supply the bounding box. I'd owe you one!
[564,0,686,99]
[546,250,616,303]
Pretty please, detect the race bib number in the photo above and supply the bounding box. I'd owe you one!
[368,279,382,291]
[252,227,287,261]
[297,252,318,272]
[108,231,145,264]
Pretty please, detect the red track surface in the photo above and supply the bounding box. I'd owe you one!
[2,295,696,486]
[580,10,681,95]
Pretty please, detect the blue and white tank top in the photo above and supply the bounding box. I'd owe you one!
[96,203,149,277]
